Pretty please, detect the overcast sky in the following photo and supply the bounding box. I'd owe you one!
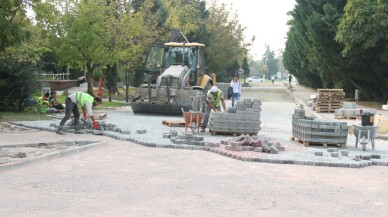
[217,0,296,60]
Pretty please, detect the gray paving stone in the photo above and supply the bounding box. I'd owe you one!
[349,163,361,168]
[243,146,254,151]
[340,150,349,157]
[304,161,315,166]
[283,159,295,164]
[270,147,279,154]
[121,130,130,134]
[331,152,339,157]
[374,160,388,166]
[371,154,381,159]
[361,155,371,160]
[254,147,263,152]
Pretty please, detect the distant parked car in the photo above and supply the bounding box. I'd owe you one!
[245,76,263,83]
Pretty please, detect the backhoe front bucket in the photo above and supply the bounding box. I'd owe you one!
[130,102,191,116]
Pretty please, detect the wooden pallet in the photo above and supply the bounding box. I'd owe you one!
[316,102,343,105]
[335,115,357,119]
[162,120,185,127]
[95,113,107,120]
[210,130,257,136]
[316,109,336,113]
[291,136,346,148]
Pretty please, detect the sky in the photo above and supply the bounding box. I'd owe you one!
[217,0,296,60]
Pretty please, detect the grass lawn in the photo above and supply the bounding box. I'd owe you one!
[0,110,52,122]
[0,88,134,122]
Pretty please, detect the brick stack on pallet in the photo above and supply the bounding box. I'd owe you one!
[335,102,376,119]
[292,108,348,147]
[316,89,344,113]
[208,99,261,135]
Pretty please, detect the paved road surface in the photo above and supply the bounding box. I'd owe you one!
[1,83,388,217]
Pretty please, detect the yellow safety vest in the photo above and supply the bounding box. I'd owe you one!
[75,92,94,106]
[37,96,49,105]
[209,90,221,107]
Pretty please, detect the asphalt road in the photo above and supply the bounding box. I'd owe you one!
[1,83,388,217]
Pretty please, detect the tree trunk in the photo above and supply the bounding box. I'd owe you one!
[86,61,95,95]
[107,86,111,102]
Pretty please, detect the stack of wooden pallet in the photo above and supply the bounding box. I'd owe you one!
[316,89,344,113]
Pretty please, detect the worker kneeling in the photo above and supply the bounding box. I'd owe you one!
[56,92,102,135]
[200,86,226,132]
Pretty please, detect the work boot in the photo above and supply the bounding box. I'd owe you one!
[74,126,85,134]
[56,126,66,135]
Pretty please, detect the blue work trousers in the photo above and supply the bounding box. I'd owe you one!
[231,93,240,107]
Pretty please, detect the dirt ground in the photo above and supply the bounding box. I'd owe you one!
[0,122,30,133]
[1,132,388,217]
[0,123,97,166]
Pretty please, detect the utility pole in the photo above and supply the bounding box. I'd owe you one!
[263,44,270,80]
[125,70,129,103]
[239,69,245,86]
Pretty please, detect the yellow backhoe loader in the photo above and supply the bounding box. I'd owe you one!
[131,31,214,115]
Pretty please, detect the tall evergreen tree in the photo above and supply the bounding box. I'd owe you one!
[336,0,388,100]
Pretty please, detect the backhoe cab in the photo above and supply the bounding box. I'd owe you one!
[131,34,214,115]
[144,42,210,89]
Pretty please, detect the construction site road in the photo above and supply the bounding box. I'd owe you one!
[1,83,388,217]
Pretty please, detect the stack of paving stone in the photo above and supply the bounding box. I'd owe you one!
[221,134,285,154]
[50,119,131,135]
[164,130,205,146]
[208,99,261,134]
[335,102,376,119]
[316,89,344,113]
[292,108,348,146]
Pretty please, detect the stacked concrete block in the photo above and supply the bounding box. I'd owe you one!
[292,108,348,145]
[208,98,261,134]
[52,119,133,135]
[335,102,376,119]
[223,135,285,154]
[167,130,204,146]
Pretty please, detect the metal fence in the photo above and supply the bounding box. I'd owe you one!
[36,72,70,80]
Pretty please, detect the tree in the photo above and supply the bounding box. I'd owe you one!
[336,0,388,100]
[242,57,249,74]
[0,0,35,54]
[126,0,170,87]
[0,52,37,111]
[241,57,249,82]
[263,49,278,78]
[164,0,210,44]
[36,0,148,94]
[224,60,239,82]
[0,0,41,111]
[206,1,253,76]
[104,64,118,102]
[248,59,260,76]
[284,0,347,89]
[259,65,268,77]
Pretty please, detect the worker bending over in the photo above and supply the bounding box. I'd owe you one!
[200,86,226,132]
[56,92,102,135]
